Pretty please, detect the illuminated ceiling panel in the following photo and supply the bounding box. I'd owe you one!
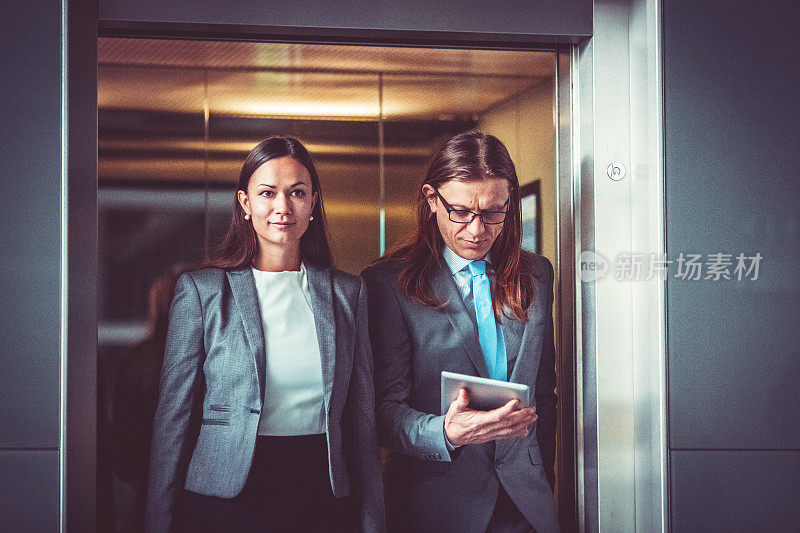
[382,74,536,120]
[99,38,554,77]
[98,38,554,120]
[207,71,380,118]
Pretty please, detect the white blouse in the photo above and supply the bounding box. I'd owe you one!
[251,263,325,436]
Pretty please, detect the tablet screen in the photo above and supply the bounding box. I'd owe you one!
[441,371,530,414]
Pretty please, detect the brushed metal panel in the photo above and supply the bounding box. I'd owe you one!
[664,0,800,451]
[0,450,60,532]
[671,450,800,532]
[98,0,592,39]
[0,0,62,450]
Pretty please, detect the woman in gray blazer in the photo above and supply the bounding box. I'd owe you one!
[145,137,385,533]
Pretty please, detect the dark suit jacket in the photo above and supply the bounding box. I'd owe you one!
[145,263,385,532]
[362,251,559,533]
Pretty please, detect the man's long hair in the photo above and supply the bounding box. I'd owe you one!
[387,131,534,321]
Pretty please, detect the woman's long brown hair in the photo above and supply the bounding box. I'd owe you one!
[387,131,534,321]
[202,136,333,270]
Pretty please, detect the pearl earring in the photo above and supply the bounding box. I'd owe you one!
[309,216,314,221]
[244,214,250,220]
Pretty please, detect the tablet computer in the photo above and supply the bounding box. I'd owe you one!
[440,371,530,414]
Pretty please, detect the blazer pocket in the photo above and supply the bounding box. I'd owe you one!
[201,418,230,426]
[528,446,543,465]
[209,404,231,412]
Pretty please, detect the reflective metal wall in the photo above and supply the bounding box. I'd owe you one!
[96,39,559,531]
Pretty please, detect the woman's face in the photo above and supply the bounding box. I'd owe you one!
[237,156,317,255]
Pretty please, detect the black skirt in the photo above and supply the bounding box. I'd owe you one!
[179,434,356,533]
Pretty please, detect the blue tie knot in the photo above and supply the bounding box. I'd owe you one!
[468,260,487,277]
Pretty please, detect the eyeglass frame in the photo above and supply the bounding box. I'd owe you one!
[432,187,510,225]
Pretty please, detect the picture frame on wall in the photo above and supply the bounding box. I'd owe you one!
[519,180,541,254]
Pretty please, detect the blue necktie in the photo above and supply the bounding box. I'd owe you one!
[467,260,507,381]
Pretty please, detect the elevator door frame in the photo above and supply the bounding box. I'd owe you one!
[68,1,669,530]
[570,0,668,531]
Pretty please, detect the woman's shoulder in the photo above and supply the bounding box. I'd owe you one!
[179,266,229,289]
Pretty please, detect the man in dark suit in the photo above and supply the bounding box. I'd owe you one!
[362,131,559,533]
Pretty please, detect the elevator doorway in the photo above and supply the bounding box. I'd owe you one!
[95,38,576,531]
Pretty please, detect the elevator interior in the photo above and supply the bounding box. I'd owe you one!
[96,37,560,531]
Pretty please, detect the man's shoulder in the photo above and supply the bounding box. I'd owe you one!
[361,256,403,279]
[360,257,411,304]
[519,251,554,282]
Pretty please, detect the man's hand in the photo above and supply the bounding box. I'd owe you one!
[444,388,537,446]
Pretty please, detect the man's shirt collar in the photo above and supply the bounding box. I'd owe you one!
[442,245,492,276]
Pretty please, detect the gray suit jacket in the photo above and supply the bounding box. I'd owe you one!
[361,252,559,533]
[145,263,385,532]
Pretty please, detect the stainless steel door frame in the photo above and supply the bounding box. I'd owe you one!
[568,0,668,531]
[555,44,579,533]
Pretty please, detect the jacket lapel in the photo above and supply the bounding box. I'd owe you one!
[431,263,491,379]
[508,319,534,383]
[226,267,267,401]
[305,263,336,415]
[508,269,550,384]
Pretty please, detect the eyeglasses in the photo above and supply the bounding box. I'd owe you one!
[433,188,509,225]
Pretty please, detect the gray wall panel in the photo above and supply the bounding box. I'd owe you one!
[0,0,62,448]
[664,1,800,449]
[671,450,800,532]
[0,450,60,531]
[99,0,592,40]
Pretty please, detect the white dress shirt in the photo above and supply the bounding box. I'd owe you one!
[251,262,325,436]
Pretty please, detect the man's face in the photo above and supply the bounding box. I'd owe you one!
[423,178,510,260]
